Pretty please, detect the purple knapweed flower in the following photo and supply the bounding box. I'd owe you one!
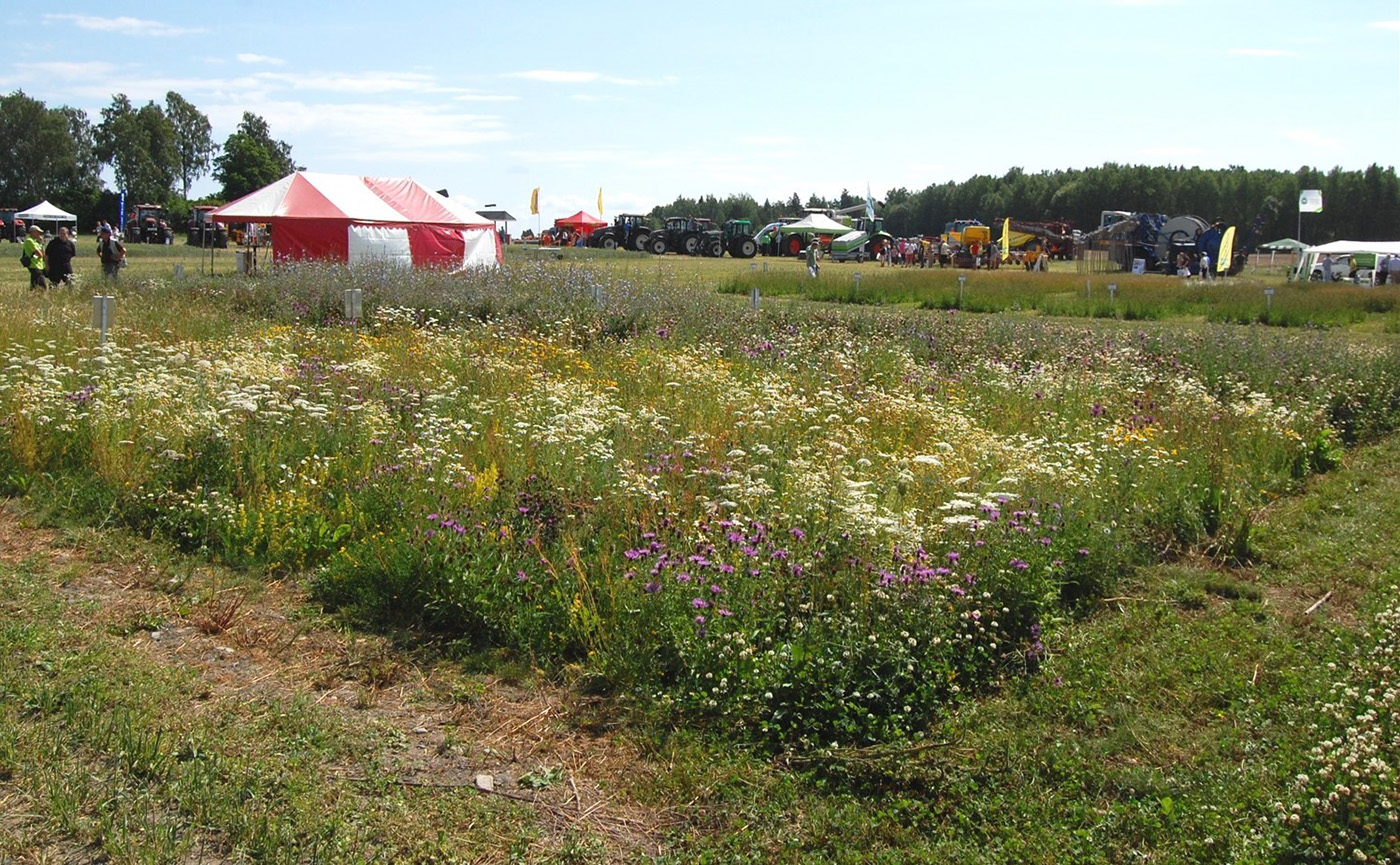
[1010,559,1030,570]
[644,581,661,594]
[691,598,710,609]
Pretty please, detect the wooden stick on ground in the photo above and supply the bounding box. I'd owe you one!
[1304,590,1333,616]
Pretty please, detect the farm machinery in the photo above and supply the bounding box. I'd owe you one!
[125,203,174,244]
[587,213,654,252]
[646,216,757,257]
[186,205,229,248]
[0,209,24,243]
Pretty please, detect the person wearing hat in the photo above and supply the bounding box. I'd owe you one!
[21,225,47,290]
[97,224,126,280]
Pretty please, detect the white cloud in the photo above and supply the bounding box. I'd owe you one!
[236,53,287,66]
[1228,48,1293,57]
[1282,128,1342,150]
[252,70,473,95]
[44,14,205,37]
[1140,146,1208,159]
[504,70,670,87]
[1368,20,1400,31]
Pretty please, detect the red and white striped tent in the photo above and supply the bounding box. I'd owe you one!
[212,172,501,269]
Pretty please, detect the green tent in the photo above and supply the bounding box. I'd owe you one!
[1259,238,1307,251]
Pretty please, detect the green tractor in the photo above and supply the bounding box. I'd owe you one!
[588,213,653,252]
[723,219,758,259]
[647,216,758,258]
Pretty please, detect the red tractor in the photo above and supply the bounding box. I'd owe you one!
[126,203,174,244]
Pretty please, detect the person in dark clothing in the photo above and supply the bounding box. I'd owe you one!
[45,227,77,285]
[97,225,126,279]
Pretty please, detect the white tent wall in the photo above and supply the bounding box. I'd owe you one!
[459,228,500,270]
[348,225,413,267]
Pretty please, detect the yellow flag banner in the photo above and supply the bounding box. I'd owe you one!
[597,187,603,218]
[530,187,539,216]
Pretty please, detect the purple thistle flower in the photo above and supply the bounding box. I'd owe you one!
[694,615,706,625]
[1078,548,1091,556]
[691,598,710,609]
[644,581,661,594]
[710,584,724,594]
[789,527,806,541]
[947,551,960,563]
[1010,559,1030,570]
[717,608,733,617]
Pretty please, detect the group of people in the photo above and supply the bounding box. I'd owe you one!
[20,223,126,289]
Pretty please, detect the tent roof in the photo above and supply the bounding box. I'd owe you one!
[554,210,606,229]
[1259,238,1307,251]
[212,172,489,227]
[1304,240,1400,256]
[16,199,77,221]
[782,213,850,232]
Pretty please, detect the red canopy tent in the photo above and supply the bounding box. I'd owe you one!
[553,211,606,237]
[211,172,501,268]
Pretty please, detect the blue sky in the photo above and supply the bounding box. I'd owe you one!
[5,0,1397,227]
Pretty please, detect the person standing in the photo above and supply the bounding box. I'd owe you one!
[1388,252,1400,286]
[1200,251,1213,280]
[806,239,820,278]
[1320,254,1334,282]
[45,227,77,286]
[22,225,47,289]
[97,225,126,280]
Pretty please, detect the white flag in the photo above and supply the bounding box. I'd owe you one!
[1298,189,1323,213]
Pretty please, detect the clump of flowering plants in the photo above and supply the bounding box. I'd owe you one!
[1275,587,1400,863]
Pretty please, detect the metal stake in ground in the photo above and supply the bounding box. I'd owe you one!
[750,286,760,310]
[958,274,967,307]
[1108,283,1117,307]
[1265,287,1275,314]
[343,288,363,336]
[92,295,114,345]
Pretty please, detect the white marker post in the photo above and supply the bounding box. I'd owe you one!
[174,264,184,280]
[1108,283,1117,307]
[1264,287,1275,314]
[1086,279,1091,298]
[854,273,862,290]
[91,295,114,345]
[750,262,757,272]
[343,288,363,336]
[958,274,967,307]
[750,286,760,310]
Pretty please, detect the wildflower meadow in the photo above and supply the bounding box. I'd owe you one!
[3,253,1400,859]
[5,259,1398,749]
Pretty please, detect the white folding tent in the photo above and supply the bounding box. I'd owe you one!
[16,200,78,229]
[1293,240,1400,282]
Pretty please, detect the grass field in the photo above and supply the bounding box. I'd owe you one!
[1,242,1397,862]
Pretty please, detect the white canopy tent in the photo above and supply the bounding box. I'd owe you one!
[16,200,78,228]
[1292,240,1400,282]
[781,213,851,233]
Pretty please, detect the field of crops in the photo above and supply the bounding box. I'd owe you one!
[2,246,1398,859]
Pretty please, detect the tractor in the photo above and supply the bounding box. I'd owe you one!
[647,216,715,256]
[588,213,653,252]
[126,203,174,244]
[0,209,23,243]
[723,219,758,258]
[186,205,229,248]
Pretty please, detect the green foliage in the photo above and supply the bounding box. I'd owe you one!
[214,112,301,200]
[164,92,215,199]
[95,94,180,205]
[0,90,103,219]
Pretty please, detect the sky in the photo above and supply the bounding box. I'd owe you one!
[4,0,1398,228]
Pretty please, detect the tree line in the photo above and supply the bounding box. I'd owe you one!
[648,164,1400,246]
[0,90,299,228]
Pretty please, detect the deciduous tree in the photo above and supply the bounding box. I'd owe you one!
[213,112,301,200]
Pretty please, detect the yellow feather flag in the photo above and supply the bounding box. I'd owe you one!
[597,187,603,218]
[530,187,539,216]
